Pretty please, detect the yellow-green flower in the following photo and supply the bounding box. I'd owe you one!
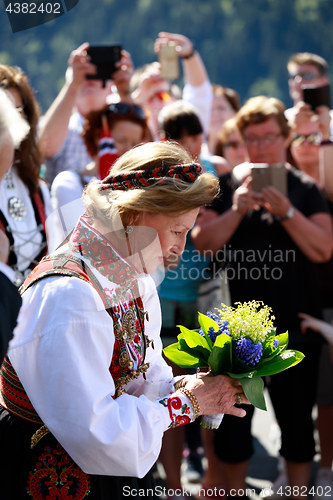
[215,301,275,343]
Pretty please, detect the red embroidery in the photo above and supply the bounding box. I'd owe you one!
[70,219,138,284]
[174,414,191,425]
[27,443,91,499]
[165,396,192,428]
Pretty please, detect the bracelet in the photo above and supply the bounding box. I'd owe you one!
[178,387,201,419]
[181,44,196,60]
[320,139,333,146]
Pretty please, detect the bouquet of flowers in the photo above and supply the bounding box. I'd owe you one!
[164,301,304,428]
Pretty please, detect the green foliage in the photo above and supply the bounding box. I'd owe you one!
[164,310,304,411]
[1,0,332,112]
[240,376,266,411]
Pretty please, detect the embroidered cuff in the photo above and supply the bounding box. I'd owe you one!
[157,392,194,429]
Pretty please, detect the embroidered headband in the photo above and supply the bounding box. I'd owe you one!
[98,163,202,192]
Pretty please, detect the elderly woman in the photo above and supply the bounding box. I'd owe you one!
[0,88,30,364]
[0,141,249,499]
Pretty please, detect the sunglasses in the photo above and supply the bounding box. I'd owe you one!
[223,141,244,149]
[108,102,146,120]
[289,72,321,81]
[291,133,322,147]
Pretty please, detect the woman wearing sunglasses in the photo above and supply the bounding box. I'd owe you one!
[289,103,330,183]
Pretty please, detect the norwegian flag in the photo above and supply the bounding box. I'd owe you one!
[98,114,119,179]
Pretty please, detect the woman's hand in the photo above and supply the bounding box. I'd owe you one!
[154,32,194,59]
[65,43,96,90]
[112,50,134,100]
[232,177,259,216]
[132,62,166,105]
[259,186,292,219]
[181,372,250,418]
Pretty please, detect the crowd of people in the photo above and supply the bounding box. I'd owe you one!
[0,30,332,500]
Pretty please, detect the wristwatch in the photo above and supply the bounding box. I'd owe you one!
[275,206,295,222]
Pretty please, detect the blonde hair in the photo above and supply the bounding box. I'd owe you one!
[0,88,30,149]
[83,141,219,227]
[236,96,290,139]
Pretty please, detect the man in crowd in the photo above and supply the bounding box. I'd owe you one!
[285,52,333,136]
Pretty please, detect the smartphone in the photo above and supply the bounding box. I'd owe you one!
[251,163,287,196]
[86,44,122,87]
[302,84,331,110]
[159,42,179,81]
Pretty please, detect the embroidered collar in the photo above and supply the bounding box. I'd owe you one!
[69,216,139,285]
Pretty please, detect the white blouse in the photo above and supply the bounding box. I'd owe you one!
[0,166,53,273]
[9,217,194,478]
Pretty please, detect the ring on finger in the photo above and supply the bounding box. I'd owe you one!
[236,394,243,405]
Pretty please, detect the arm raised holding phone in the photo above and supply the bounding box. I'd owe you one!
[39,43,133,164]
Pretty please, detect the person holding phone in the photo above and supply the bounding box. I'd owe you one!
[131,32,213,142]
[39,43,134,184]
[285,52,333,137]
[192,95,333,499]
[288,102,333,494]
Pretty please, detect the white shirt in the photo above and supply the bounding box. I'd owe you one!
[0,166,53,273]
[48,170,90,252]
[9,217,194,478]
[183,79,213,138]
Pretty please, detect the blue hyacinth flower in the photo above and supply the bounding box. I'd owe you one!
[235,338,263,366]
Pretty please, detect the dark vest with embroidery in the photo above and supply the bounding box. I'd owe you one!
[0,252,151,425]
[0,190,47,273]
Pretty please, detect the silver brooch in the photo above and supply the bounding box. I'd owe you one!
[8,197,27,221]
[3,172,15,189]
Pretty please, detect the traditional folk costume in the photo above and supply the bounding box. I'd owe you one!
[0,213,196,499]
[0,166,53,286]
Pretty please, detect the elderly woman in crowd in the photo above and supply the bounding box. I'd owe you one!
[0,141,249,499]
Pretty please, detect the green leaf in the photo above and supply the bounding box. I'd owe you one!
[198,312,219,350]
[225,370,257,379]
[275,331,289,347]
[163,343,206,368]
[262,336,279,357]
[240,376,266,411]
[255,350,304,377]
[254,340,288,370]
[177,325,211,354]
[207,334,232,375]
[179,339,210,365]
